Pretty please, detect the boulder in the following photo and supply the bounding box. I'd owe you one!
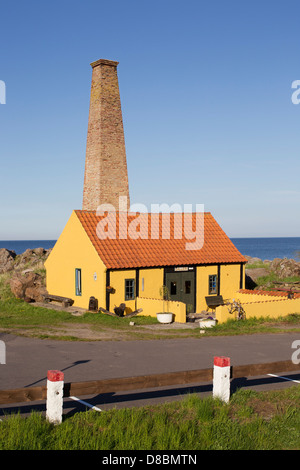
[10,271,48,302]
[0,249,14,273]
[269,258,300,279]
[13,248,51,271]
[244,255,263,265]
[0,248,16,274]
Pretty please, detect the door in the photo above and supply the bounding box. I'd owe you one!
[165,270,195,314]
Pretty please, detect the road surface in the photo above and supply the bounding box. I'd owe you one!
[0,332,299,417]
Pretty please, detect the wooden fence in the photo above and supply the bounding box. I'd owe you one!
[0,359,299,406]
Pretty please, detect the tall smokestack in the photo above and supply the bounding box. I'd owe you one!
[82,59,130,211]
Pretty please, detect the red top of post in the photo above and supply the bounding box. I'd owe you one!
[214,356,230,367]
[47,370,64,382]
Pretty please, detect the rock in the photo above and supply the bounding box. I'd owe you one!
[24,285,48,303]
[10,271,48,302]
[245,267,270,281]
[244,255,263,265]
[269,258,300,279]
[33,247,46,256]
[13,248,51,271]
[0,248,16,274]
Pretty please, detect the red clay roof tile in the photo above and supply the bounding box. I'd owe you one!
[75,210,247,269]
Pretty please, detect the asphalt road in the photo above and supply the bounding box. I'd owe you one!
[0,332,299,417]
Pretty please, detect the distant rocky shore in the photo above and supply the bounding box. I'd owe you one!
[0,248,299,303]
[0,247,51,274]
[0,247,52,303]
[244,255,300,290]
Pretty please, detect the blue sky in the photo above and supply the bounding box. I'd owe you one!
[0,0,300,239]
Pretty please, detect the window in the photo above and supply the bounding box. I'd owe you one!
[209,275,218,295]
[185,280,191,294]
[170,281,177,295]
[125,279,135,300]
[75,268,82,296]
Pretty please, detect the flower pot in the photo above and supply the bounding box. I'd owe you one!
[199,319,216,328]
[106,287,115,294]
[156,312,173,324]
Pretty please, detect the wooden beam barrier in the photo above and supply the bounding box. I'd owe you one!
[231,359,300,379]
[63,368,213,398]
[0,360,298,406]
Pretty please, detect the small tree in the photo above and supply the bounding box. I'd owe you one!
[159,285,170,313]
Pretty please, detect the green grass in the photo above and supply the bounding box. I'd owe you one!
[0,297,161,340]
[0,298,157,328]
[246,262,269,269]
[0,297,299,340]
[255,272,300,289]
[1,270,300,341]
[0,387,299,450]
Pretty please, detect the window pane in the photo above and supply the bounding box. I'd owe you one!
[185,280,191,294]
[209,275,217,295]
[170,282,177,295]
[75,269,82,296]
[125,279,135,300]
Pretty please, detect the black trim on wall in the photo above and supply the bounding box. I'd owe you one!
[106,269,110,311]
[240,263,245,289]
[136,268,140,298]
[194,265,197,312]
[106,262,242,272]
[217,265,221,295]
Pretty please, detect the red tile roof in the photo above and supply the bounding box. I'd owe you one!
[239,289,300,299]
[75,210,247,269]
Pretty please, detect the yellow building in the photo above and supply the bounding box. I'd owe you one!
[45,210,247,323]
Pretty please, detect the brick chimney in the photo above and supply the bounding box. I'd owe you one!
[82,59,130,211]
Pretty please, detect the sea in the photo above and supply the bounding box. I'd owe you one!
[0,237,299,261]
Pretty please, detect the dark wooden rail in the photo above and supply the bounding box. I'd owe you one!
[0,359,299,405]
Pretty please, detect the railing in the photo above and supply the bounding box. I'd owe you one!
[0,359,298,406]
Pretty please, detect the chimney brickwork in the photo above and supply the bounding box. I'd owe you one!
[82,59,130,211]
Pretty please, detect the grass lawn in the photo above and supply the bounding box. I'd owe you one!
[0,297,300,341]
[0,267,300,340]
[0,387,299,450]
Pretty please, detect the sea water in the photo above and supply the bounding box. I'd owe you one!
[0,237,299,260]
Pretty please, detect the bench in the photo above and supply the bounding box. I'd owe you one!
[44,294,74,308]
[205,295,224,309]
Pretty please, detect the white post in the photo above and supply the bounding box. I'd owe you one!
[213,356,230,403]
[0,340,5,364]
[46,370,64,424]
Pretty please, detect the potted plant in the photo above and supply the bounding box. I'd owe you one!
[156,285,173,324]
[106,286,115,294]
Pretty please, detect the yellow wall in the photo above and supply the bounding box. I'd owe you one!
[139,268,164,299]
[45,211,106,310]
[220,264,242,301]
[136,297,186,323]
[196,265,218,312]
[108,268,164,314]
[196,264,243,312]
[109,270,136,314]
[216,296,300,323]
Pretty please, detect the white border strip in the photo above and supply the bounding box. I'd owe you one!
[267,373,300,384]
[70,396,102,412]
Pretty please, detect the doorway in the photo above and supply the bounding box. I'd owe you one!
[165,268,195,314]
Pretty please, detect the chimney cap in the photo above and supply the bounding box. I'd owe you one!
[90,59,119,68]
